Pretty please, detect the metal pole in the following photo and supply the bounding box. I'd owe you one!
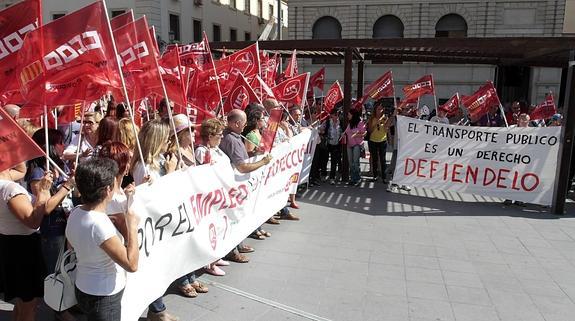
[357,60,364,100]
[277,0,282,40]
[342,48,353,182]
[552,50,575,215]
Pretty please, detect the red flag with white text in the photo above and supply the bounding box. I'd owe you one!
[461,81,501,122]
[309,67,325,91]
[17,1,121,109]
[158,45,187,108]
[219,43,260,80]
[176,32,212,69]
[113,17,163,104]
[439,93,460,117]
[0,0,42,100]
[110,10,133,30]
[260,108,282,153]
[530,94,557,121]
[251,75,276,101]
[149,26,160,57]
[359,71,394,105]
[323,81,343,113]
[403,74,434,102]
[0,106,45,172]
[272,73,310,106]
[222,73,261,114]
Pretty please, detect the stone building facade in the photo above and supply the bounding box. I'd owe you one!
[288,0,568,107]
[1,0,288,47]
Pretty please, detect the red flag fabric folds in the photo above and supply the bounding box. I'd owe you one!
[530,94,557,121]
[222,73,261,114]
[359,71,394,105]
[323,81,343,113]
[0,106,45,172]
[284,49,298,78]
[439,93,460,117]
[309,67,325,91]
[113,17,163,104]
[403,74,435,102]
[461,81,501,122]
[219,43,260,80]
[158,46,187,108]
[0,0,41,99]
[17,1,121,108]
[177,32,212,70]
[110,10,134,30]
[272,73,310,106]
[251,75,276,102]
[260,108,282,153]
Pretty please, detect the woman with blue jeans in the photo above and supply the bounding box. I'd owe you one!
[343,110,366,186]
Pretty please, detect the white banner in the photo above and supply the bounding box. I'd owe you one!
[294,128,319,190]
[393,116,561,205]
[121,130,312,320]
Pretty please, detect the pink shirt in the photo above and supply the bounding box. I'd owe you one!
[344,121,366,147]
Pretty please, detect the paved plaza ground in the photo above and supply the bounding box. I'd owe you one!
[2,163,575,321]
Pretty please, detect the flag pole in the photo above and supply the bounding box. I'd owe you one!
[203,32,224,118]
[151,56,184,170]
[299,72,310,126]
[102,1,148,176]
[391,71,398,109]
[74,102,86,167]
[54,109,58,129]
[43,105,50,171]
[432,74,438,111]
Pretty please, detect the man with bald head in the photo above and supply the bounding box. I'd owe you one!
[219,109,272,263]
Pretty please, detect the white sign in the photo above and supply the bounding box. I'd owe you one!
[393,116,561,205]
[121,130,312,320]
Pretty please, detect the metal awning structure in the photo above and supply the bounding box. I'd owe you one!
[211,37,575,67]
[210,37,575,215]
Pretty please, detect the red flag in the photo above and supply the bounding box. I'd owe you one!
[262,52,278,87]
[158,45,187,108]
[251,75,276,101]
[309,67,325,91]
[403,74,434,101]
[176,32,212,69]
[0,106,45,172]
[110,10,133,30]
[397,96,418,110]
[113,17,163,104]
[57,102,82,125]
[222,73,261,114]
[461,81,501,122]
[530,94,557,121]
[272,73,310,106]
[17,1,121,109]
[323,81,343,113]
[189,58,250,110]
[259,108,282,153]
[284,49,298,78]
[359,71,394,105]
[439,93,460,117]
[218,43,260,81]
[0,0,41,99]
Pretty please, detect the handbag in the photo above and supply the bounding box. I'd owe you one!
[44,247,77,311]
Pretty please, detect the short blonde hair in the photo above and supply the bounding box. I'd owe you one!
[200,118,224,143]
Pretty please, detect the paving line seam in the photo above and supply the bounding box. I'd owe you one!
[204,279,332,321]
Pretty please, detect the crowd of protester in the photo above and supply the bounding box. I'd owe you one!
[0,97,302,321]
[0,93,567,321]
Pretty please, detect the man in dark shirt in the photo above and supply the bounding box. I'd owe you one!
[219,109,272,263]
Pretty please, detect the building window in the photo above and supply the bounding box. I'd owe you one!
[435,14,467,38]
[312,16,342,64]
[213,24,221,42]
[193,20,202,42]
[230,28,237,41]
[245,32,251,41]
[245,0,251,14]
[373,15,404,38]
[230,0,236,9]
[258,0,263,18]
[52,13,66,21]
[169,14,181,42]
[111,10,126,18]
[268,4,274,19]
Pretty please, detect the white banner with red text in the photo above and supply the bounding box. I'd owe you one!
[393,116,560,205]
[121,130,312,320]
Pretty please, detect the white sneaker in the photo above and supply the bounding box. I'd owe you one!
[400,185,411,192]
